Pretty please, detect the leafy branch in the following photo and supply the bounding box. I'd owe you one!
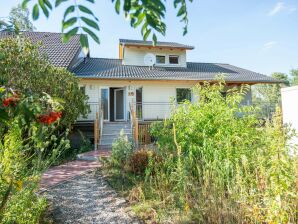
[21,0,193,50]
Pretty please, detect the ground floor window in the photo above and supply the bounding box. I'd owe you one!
[176,88,192,103]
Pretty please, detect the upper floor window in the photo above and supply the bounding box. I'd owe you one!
[156,55,166,64]
[176,88,192,103]
[169,55,179,64]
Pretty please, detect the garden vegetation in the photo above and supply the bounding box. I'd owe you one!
[0,37,88,223]
[103,81,298,224]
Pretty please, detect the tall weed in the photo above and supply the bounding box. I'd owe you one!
[148,81,297,223]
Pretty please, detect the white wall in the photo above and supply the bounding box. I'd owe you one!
[281,86,298,146]
[79,79,197,121]
[79,79,253,121]
[123,46,187,67]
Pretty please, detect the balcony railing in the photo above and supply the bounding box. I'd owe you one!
[134,102,174,121]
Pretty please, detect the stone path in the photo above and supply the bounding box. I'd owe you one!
[40,149,140,224]
[40,149,110,190]
[44,171,140,224]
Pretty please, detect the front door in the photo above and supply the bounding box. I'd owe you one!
[114,89,125,121]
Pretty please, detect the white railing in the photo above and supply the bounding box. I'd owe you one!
[135,102,173,121]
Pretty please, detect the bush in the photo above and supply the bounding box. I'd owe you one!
[128,149,158,175]
[0,87,69,223]
[147,81,298,223]
[0,37,89,128]
[111,130,133,167]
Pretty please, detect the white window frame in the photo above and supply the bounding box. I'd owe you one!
[169,55,179,65]
[155,54,166,65]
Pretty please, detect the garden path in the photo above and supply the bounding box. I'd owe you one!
[40,149,140,223]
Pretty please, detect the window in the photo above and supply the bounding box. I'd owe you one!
[176,88,192,103]
[80,86,86,94]
[169,55,179,64]
[156,55,165,64]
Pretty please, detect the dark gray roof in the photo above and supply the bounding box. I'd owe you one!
[119,39,194,50]
[0,31,81,68]
[72,58,280,83]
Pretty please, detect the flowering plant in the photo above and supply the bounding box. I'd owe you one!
[0,87,63,125]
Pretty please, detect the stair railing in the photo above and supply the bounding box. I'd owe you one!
[99,102,104,147]
[129,102,139,149]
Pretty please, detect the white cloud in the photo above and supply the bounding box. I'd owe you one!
[268,2,296,16]
[263,41,278,50]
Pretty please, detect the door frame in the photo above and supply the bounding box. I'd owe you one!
[100,87,110,121]
[114,88,125,121]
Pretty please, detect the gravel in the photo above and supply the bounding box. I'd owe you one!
[44,170,140,224]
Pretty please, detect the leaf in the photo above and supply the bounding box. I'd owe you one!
[55,0,68,7]
[22,0,31,8]
[85,0,95,3]
[81,17,99,30]
[44,0,53,10]
[133,13,145,28]
[124,0,131,11]
[63,5,75,19]
[152,33,157,46]
[32,4,40,20]
[177,5,186,17]
[80,34,89,55]
[143,28,151,41]
[78,5,98,21]
[62,27,79,43]
[39,0,49,18]
[115,0,120,14]
[173,0,181,8]
[82,27,100,44]
[62,17,77,31]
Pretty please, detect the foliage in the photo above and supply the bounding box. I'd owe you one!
[128,149,158,175]
[111,130,133,167]
[252,72,290,118]
[290,68,298,86]
[146,81,297,223]
[0,4,34,33]
[22,0,193,51]
[0,38,89,128]
[104,81,297,223]
[0,87,70,223]
[78,130,92,154]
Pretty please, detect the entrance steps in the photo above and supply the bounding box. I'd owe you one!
[100,122,132,147]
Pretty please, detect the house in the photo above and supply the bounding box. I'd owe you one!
[0,31,280,146]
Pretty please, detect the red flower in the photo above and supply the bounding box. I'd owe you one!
[37,111,62,125]
[2,97,19,107]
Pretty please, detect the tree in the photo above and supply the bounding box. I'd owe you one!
[0,38,89,128]
[290,69,298,86]
[9,4,35,31]
[21,0,193,53]
[0,4,34,33]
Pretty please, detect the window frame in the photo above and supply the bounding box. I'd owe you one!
[176,88,192,103]
[155,55,166,65]
[169,55,179,65]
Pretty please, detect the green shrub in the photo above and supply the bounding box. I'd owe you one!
[111,130,133,167]
[147,81,297,223]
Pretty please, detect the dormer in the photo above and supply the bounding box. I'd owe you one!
[119,39,194,68]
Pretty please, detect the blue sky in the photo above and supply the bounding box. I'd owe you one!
[0,0,297,76]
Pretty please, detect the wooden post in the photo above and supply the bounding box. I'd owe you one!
[94,112,99,150]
